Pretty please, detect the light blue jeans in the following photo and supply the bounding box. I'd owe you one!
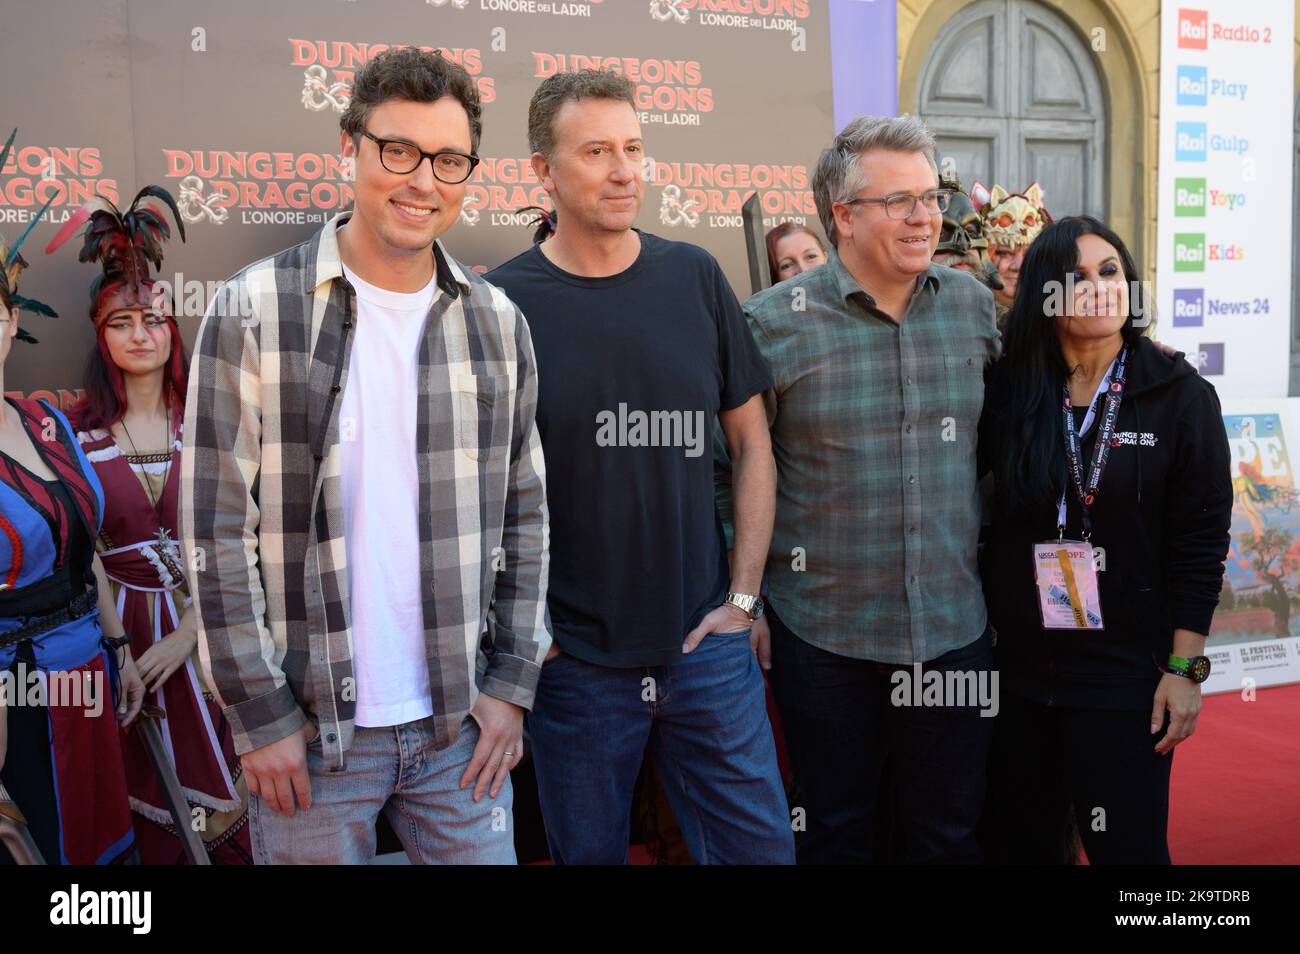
[249,714,515,864]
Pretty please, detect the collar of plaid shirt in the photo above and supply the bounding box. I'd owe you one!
[827,246,942,311]
[316,211,472,298]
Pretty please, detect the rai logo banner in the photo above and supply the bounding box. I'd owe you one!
[1178,8,1208,49]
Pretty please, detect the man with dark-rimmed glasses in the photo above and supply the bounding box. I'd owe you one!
[182,47,551,863]
[716,114,1001,863]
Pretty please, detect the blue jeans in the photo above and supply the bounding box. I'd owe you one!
[528,628,795,864]
[249,715,515,864]
[768,607,994,864]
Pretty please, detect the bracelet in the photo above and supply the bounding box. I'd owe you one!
[101,634,131,668]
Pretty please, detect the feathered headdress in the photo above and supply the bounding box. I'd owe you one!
[518,204,556,245]
[45,183,185,324]
[0,129,59,344]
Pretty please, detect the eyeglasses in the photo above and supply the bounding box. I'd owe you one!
[843,189,953,220]
[359,130,480,184]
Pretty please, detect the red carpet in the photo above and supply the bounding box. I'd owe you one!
[1168,683,1300,864]
[536,683,1300,865]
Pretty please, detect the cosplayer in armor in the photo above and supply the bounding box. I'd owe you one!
[932,173,1004,295]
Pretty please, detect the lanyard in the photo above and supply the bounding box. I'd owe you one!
[1057,346,1129,539]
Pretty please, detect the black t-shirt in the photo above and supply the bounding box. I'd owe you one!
[487,230,773,667]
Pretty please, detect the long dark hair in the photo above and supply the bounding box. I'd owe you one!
[72,313,190,434]
[997,216,1147,516]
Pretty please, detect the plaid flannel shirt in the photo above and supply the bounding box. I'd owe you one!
[716,252,1000,664]
[180,212,551,771]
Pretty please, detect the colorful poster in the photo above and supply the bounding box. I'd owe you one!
[1204,399,1300,694]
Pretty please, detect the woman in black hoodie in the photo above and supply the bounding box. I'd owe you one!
[978,216,1232,864]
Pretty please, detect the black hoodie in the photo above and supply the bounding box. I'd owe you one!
[978,336,1233,709]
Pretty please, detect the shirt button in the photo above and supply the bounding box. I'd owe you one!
[326,733,337,744]
[909,526,917,535]
[908,474,916,485]
[343,321,353,330]
[331,385,341,394]
[909,575,917,586]
[905,424,913,434]
[906,376,912,385]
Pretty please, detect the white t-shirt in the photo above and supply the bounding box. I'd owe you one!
[339,260,439,728]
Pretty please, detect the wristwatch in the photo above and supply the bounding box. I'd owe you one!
[1164,653,1212,683]
[724,592,764,621]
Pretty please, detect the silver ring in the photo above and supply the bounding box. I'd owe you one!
[504,750,515,757]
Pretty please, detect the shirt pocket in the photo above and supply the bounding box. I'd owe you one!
[455,373,508,463]
[943,353,985,439]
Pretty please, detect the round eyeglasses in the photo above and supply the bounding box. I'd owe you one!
[360,130,480,184]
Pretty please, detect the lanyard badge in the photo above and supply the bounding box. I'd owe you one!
[1036,346,1129,631]
[1058,346,1129,540]
[1033,540,1104,629]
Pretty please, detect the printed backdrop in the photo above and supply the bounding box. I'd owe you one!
[0,0,834,402]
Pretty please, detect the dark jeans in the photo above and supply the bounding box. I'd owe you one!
[983,689,1173,865]
[767,606,994,864]
[528,628,795,865]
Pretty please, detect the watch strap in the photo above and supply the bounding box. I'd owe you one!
[1165,653,1210,683]
[724,592,761,619]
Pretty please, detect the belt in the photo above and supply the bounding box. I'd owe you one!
[0,588,98,651]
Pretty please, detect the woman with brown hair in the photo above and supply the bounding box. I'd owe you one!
[765,222,827,285]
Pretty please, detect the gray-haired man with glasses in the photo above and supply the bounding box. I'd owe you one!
[716,115,1000,863]
[182,47,551,864]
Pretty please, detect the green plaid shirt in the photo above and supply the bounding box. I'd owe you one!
[718,250,999,664]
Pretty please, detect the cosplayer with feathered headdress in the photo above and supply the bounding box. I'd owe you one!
[45,184,187,432]
[42,181,251,865]
[0,129,59,343]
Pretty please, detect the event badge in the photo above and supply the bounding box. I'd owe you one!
[1039,345,1129,632]
[1033,540,1104,630]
